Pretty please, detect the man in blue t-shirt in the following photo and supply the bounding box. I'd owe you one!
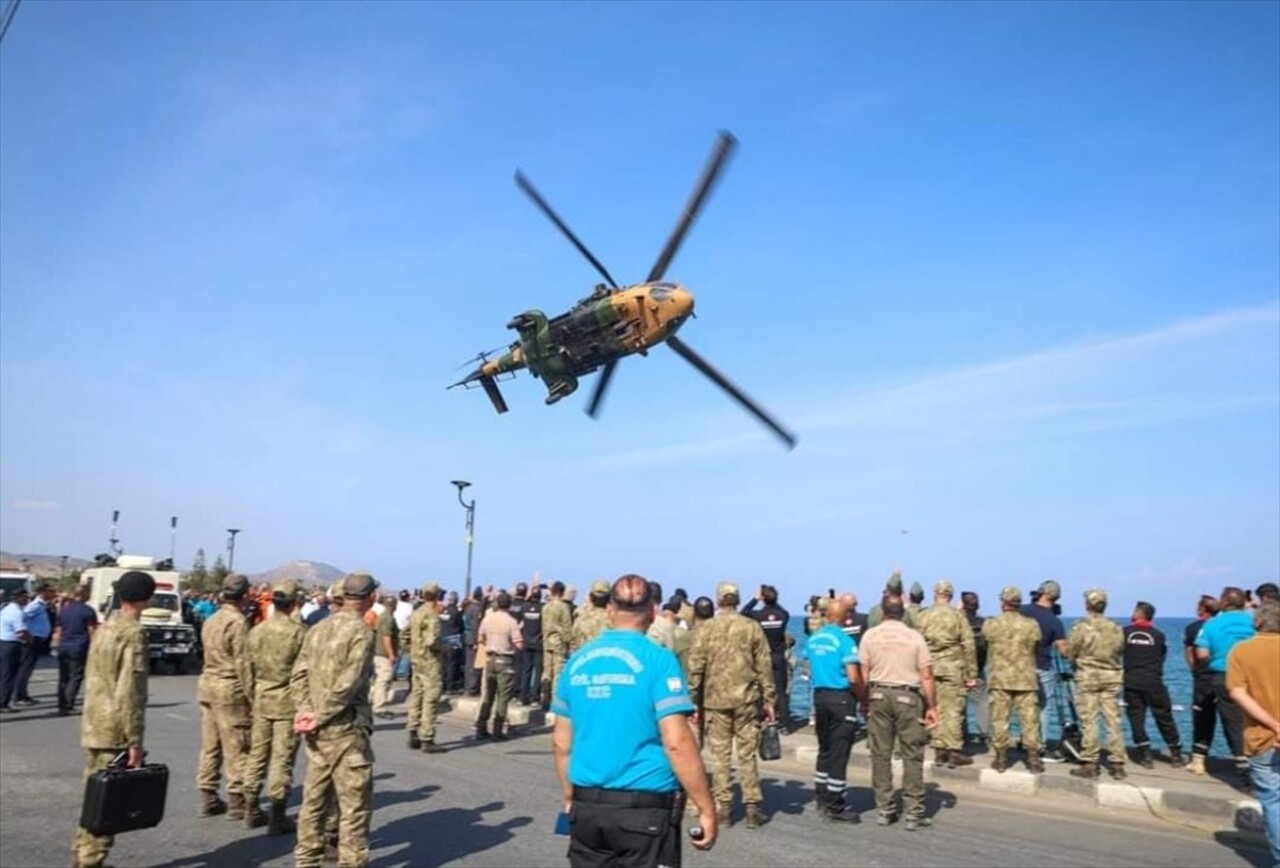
[806,596,867,824]
[1021,580,1070,761]
[552,575,717,867]
[54,585,98,715]
[1195,586,1258,780]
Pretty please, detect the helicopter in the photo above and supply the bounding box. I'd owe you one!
[450,131,797,449]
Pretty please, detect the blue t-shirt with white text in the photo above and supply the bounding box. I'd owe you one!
[807,623,860,689]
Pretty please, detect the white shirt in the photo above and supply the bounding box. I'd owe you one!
[299,601,319,620]
[394,600,414,631]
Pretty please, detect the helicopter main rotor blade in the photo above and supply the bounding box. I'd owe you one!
[515,171,619,289]
[585,359,618,418]
[666,335,797,449]
[646,131,737,284]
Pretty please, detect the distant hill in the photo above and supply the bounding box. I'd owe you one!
[0,551,93,578]
[250,560,346,588]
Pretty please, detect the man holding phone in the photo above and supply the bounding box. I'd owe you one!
[552,574,717,867]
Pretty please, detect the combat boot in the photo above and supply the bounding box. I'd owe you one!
[991,749,1009,773]
[475,722,491,740]
[949,750,974,767]
[1169,747,1186,767]
[422,740,446,754]
[744,803,765,829]
[226,792,246,821]
[1187,753,1206,775]
[904,815,933,832]
[716,802,732,827]
[1070,762,1100,779]
[243,798,267,829]
[1108,762,1127,781]
[824,803,861,824]
[1136,745,1154,769]
[201,790,228,817]
[408,732,422,750]
[935,748,953,769]
[493,716,509,741]
[267,799,295,836]
[1025,755,1045,774]
[540,682,553,711]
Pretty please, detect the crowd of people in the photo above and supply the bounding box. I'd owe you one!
[0,583,99,716]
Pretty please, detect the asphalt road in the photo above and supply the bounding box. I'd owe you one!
[0,667,1269,868]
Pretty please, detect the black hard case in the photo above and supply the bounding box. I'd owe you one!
[79,762,170,836]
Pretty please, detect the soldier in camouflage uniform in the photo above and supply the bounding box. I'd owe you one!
[917,580,978,768]
[982,586,1044,773]
[570,579,610,652]
[1068,588,1127,780]
[406,581,445,753]
[687,581,777,830]
[244,579,307,834]
[292,572,377,868]
[540,580,572,708]
[197,573,256,819]
[866,573,921,631]
[71,570,154,868]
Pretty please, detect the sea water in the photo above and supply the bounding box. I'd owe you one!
[786,615,1231,757]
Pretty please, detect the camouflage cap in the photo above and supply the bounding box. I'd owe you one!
[421,581,442,597]
[909,581,924,600]
[1000,585,1023,604]
[815,596,831,612]
[716,581,740,600]
[1084,588,1107,607]
[1037,579,1062,600]
[885,571,904,594]
[589,579,610,596]
[934,579,954,597]
[328,581,345,602]
[221,573,250,597]
[272,578,301,598]
[343,572,377,599]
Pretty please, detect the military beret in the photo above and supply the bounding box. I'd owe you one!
[1084,588,1107,607]
[343,572,377,599]
[716,581,740,600]
[934,580,954,597]
[1000,585,1023,604]
[589,579,610,596]
[909,581,924,599]
[328,581,345,602]
[885,571,904,594]
[221,573,250,598]
[421,581,442,598]
[272,578,301,598]
[117,570,157,602]
[1037,579,1062,600]
[662,596,682,614]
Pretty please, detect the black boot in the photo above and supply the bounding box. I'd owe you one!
[408,732,422,750]
[493,716,509,741]
[475,721,491,740]
[1136,745,1154,770]
[1169,746,1186,767]
[991,749,1009,773]
[267,799,296,836]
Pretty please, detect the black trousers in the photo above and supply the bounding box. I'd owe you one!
[770,652,790,723]
[1124,683,1181,750]
[0,640,22,707]
[441,643,464,692]
[519,647,543,702]
[464,644,481,696]
[813,688,857,808]
[1191,673,1218,756]
[569,789,681,868]
[1209,672,1246,759]
[58,651,88,711]
[14,635,48,700]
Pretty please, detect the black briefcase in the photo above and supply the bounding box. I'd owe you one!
[759,723,782,761]
[80,757,169,836]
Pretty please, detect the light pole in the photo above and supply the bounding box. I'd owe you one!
[451,480,475,599]
[60,555,68,581]
[169,516,178,564]
[226,528,241,572]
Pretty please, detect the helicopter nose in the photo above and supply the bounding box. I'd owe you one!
[669,287,694,320]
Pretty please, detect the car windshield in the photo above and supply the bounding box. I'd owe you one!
[149,593,179,611]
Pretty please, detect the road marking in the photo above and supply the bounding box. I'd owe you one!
[167,713,188,721]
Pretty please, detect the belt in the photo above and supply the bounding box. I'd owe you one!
[573,787,676,809]
[870,682,920,692]
[813,687,851,693]
[488,652,516,658]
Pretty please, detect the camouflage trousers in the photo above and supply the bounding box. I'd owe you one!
[295,728,374,868]
[371,656,394,713]
[243,715,299,802]
[197,701,251,794]
[931,672,967,752]
[1076,683,1125,764]
[542,647,566,691]
[706,704,762,806]
[70,748,118,868]
[989,689,1040,754]
[867,685,928,818]
[406,661,443,742]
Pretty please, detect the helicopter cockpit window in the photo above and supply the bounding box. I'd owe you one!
[649,285,674,301]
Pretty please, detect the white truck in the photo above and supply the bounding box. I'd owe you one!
[0,570,35,602]
[80,555,198,674]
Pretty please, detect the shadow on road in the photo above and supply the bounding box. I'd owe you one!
[761,776,813,817]
[372,800,533,867]
[1212,831,1271,868]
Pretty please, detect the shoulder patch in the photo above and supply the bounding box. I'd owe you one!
[667,677,683,693]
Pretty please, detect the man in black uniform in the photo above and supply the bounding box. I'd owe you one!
[838,593,868,646]
[1183,594,1219,775]
[961,591,989,746]
[518,585,543,705]
[439,591,465,694]
[744,584,792,725]
[1123,600,1184,768]
[509,583,530,703]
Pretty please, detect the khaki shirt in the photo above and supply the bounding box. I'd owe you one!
[859,620,932,687]
[478,610,523,656]
[81,615,148,749]
[198,604,254,708]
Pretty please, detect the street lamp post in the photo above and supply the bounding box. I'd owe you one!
[226,528,241,572]
[451,481,476,599]
[60,555,68,581]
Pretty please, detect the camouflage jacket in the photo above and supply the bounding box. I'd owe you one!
[291,609,375,736]
[374,607,398,659]
[408,603,442,671]
[541,598,572,655]
[247,613,306,720]
[81,615,148,749]
[917,603,977,680]
[677,602,695,627]
[570,604,608,652]
[687,610,776,710]
[981,611,1041,691]
[647,617,677,651]
[199,604,254,707]
[866,604,919,631]
[1068,615,1124,688]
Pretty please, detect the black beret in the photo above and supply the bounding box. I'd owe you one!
[117,570,157,603]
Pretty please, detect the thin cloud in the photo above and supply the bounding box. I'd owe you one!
[11,498,59,512]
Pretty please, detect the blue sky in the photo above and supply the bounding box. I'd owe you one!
[2,1,1276,615]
